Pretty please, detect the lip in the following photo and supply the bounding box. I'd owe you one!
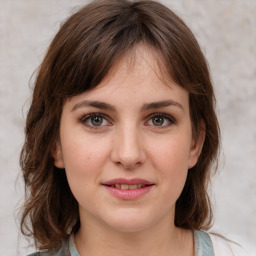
[102,178,154,200]
[103,178,153,186]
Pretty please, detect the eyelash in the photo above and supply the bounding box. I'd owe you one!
[79,112,176,129]
[79,113,111,129]
[145,113,176,128]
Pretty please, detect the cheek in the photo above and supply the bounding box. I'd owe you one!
[147,133,192,194]
[61,138,111,208]
[149,133,192,171]
[61,135,111,185]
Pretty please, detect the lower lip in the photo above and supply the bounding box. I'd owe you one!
[103,185,153,200]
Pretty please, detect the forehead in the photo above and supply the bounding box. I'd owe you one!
[94,43,175,91]
[64,44,189,112]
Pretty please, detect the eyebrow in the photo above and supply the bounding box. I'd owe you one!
[71,100,184,112]
[72,100,116,112]
[141,100,184,112]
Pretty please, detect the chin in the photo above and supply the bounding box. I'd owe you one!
[108,222,151,233]
[102,211,156,233]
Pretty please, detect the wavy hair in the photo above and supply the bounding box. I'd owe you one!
[20,0,220,251]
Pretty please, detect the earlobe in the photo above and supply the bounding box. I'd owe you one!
[52,141,65,169]
[188,124,206,169]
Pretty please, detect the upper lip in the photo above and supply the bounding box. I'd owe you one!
[102,178,154,186]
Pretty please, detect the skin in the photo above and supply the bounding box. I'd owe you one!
[53,44,205,256]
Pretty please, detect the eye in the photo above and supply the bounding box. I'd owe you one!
[146,113,176,127]
[80,113,110,128]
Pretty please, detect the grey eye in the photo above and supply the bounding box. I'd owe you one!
[81,113,109,128]
[152,116,164,126]
[146,113,176,128]
[90,116,104,126]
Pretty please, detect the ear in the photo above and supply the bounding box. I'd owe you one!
[52,140,65,169]
[188,122,205,169]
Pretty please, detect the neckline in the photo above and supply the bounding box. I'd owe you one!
[68,230,214,256]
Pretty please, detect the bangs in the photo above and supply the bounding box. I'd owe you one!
[45,0,205,100]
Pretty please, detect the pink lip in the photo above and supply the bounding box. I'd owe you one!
[103,178,153,186]
[102,178,154,200]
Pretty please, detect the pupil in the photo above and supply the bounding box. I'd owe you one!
[153,117,164,126]
[92,116,103,126]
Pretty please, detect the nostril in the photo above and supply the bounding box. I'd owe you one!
[123,161,143,170]
[110,137,146,169]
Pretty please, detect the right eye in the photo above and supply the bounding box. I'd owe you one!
[80,113,110,128]
[145,113,176,128]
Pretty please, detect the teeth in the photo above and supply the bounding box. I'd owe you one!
[115,184,121,189]
[111,184,146,190]
[121,184,129,190]
[129,184,138,190]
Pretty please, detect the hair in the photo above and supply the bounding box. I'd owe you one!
[20,0,220,251]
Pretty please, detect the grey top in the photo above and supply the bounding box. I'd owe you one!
[194,230,215,256]
[28,230,214,256]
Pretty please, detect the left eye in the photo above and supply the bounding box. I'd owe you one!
[80,113,110,128]
[146,113,175,127]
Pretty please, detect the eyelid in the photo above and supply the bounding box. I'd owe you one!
[145,112,177,127]
[79,112,112,129]
[78,112,176,129]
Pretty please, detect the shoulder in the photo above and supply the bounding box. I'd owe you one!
[194,230,215,256]
[27,251,63,256]
[208,233,247,256]
[27,249,68,256]
[26,234,80,256]
[26,239,70,256]
[194,230,248,256]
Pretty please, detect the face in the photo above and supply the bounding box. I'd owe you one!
[53,45,204,233]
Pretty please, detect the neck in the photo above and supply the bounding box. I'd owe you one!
[74,216,194,256]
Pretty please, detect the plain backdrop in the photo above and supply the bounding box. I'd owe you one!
[0,0,255,255]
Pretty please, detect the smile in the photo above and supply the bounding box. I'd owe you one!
[106,184,148,189]
[102,178,154,200]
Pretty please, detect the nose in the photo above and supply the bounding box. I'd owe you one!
[110,124,146,169]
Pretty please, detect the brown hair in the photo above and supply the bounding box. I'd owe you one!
[20,0,220,251]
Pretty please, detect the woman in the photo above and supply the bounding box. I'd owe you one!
[20,0,244,255]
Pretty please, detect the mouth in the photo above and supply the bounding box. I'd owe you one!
[102,178,154,200]
[105,184,150,190]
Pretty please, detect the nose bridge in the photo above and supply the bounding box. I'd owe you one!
[111,121,145,169]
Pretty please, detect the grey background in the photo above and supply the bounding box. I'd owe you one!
[0,0,255,255]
